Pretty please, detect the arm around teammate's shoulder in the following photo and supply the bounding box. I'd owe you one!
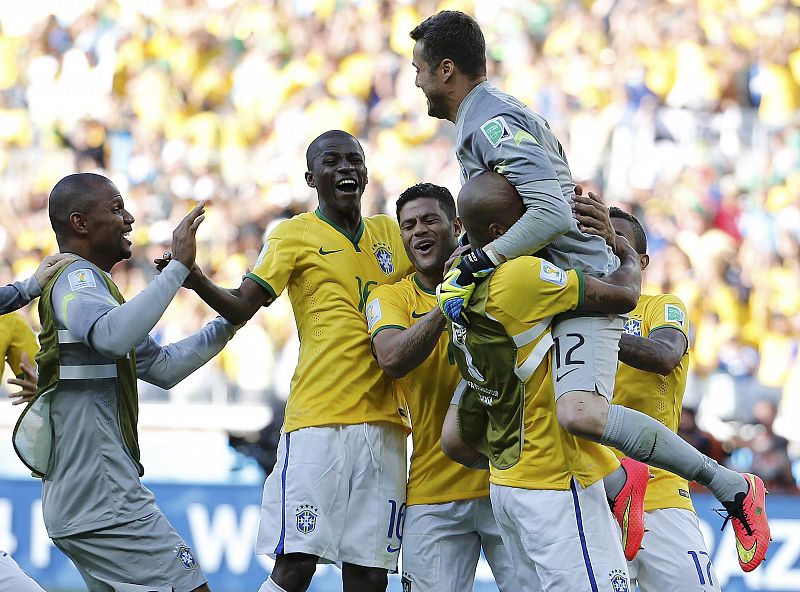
[618,328,686,375]
[580,237,641,314]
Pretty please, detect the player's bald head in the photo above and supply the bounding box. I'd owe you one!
[458,172,524,249]
[49,173,117,240]
[306,130,363,169]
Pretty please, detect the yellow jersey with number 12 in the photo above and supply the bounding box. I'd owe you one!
[613,293,693,512]
[366,274,489,506]
[247,209,413,433]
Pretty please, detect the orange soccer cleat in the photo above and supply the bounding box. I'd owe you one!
[610,457,650,561]
[721,473,770,572]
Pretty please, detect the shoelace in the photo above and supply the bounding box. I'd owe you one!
[714,501,754,536]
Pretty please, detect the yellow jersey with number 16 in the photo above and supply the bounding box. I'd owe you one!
[247,209,413,433]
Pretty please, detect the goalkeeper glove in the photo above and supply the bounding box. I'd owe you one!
[436,247,496,323]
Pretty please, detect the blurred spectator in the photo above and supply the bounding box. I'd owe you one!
[0,0,799,485]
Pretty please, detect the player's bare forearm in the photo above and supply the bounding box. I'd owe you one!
[190,274,265,325]
[373,309,446,379]
[582,244,641,313]
[619,329,686,375]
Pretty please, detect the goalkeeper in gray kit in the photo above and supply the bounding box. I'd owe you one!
[409,9,769,570]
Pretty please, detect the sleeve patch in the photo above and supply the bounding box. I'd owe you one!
[539,261,567,287]
[67,269,97,291]
[254,242,270,267]
[664,304,686,327]
[366,298,382,332]
[480,116,513,148]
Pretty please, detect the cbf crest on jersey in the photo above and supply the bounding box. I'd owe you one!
[624,317,642,336]
[373,242,394,276]
[174,544,197,570]
[609,569,629,592]
[296,504,318,535]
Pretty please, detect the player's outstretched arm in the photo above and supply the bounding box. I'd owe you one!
[372,308,446,379]
[619,327,687,376]
[581,237,641,314]
[188,274,268,326]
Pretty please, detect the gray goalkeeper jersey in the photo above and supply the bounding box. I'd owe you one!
[455,82,617,276]
[41,259,235,538]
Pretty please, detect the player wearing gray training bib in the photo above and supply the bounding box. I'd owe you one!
[13,173,237,592]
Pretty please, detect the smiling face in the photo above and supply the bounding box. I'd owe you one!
[398,196,460,278]
[84,180,135,270]
[412,40,449,120]
[305,134,368,215]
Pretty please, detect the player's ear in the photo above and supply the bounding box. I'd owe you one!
[453,215,463,237]
[69,212,89,236]
[489,222,505,239]
[640,253,650,271]
[441,58,455,83]
[305,171,315,188]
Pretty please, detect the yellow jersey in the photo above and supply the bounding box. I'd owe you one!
[366,274,489,506]
[466,257,619,490]
[0,312,38,378]
[614,293,693,512]
[247,209,413,432]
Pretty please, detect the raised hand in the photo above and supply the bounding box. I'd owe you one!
[170,202,206,269]
[572,189,615,249]
[33,253,78,288]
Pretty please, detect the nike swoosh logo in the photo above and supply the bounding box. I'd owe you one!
[737,538,757,565]
[386,545,401,553]
[621,496,632,550]
[411,310,430,318]
[319,247,344,255]
[556,367,579,382]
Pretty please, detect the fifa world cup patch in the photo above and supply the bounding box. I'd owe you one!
[664,304,686,327]
[624,318,642,336]
[68,269,97,291]
[296,505,318,535]
[401,573,413,592]
[539,261,567,286]
[480,116,513,148]
[174,544,197,570]
[609,569,629,592]
[365,299,382,332]
[373,242,394,275]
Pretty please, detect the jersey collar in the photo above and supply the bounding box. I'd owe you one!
[412,273,437,295]
[314,208,365,249]
[456,80,490,127]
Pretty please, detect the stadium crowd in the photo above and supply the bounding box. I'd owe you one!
[0,0,799,490]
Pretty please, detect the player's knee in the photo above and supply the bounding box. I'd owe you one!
[556,392,608,439]
[270,553,317,590]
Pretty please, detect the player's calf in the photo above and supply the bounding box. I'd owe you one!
[342,563,388,592]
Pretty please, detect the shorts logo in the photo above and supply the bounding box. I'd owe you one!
[373,242,394,276]
[480,116,513,148]
[610,569,629,592]
[401,574,413,592]
[664,304,685,328]
[175,544,196,570]
[539,261,567,286]
[296,505,318,535]
[68,269,97,291]
[624,318,642,336]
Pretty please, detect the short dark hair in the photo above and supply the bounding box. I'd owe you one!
[48,173,113,239]
[305,130,362,169]
[409,11,487,79]
[396,183,457,221]
[609,207,648,254]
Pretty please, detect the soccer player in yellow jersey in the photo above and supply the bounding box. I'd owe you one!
[366,183,536,591]
[184,131,413,592]
[444,171,643,591]
[578,199,721,591]
[0,312,38,385]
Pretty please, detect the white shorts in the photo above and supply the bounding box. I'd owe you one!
[51,511,206,592]
[551,314,624,400]
[0,552,45,592]
[256,422,407,571]
[401,496,539,592]
[490,479,630,592]
[627,508,720,591]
